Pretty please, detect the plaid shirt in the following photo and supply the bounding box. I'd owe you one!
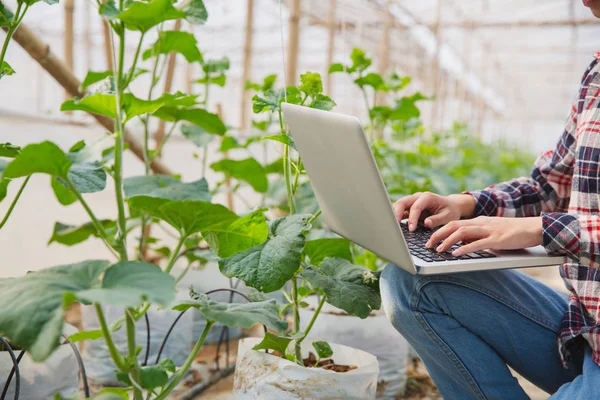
[469,55,600,367]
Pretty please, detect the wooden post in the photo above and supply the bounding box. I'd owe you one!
[154,19,183,146]
[64,0,74,101]
[375,0,392,108]
[286,0,301,86]
[324,0,336,95]
[102,20,113,70]
[430,0,444,128]
[239,0,255,131]
[4,22,173,175]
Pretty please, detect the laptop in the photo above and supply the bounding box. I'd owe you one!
[281,103,566,275]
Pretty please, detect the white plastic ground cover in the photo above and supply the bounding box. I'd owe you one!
[233,337,379,400]
[81,301,193,385]
[299,298,409,399]
[0,324,79,399]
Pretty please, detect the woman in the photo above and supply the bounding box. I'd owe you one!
[381,1,600,399]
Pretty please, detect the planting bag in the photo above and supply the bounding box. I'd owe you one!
[300,300,409,399]
[0,324,79,399]
[233,337,379,400]
[81,301,193,385]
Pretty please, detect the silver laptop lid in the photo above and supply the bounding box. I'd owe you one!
[281,103,416,274]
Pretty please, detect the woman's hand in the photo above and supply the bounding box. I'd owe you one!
[392,192,476,232]
[426,216,543,256]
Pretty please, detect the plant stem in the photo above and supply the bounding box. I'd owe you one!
[165,234,186,274]
[291,279,302,364]
[155,321,215,400]
[308,210,322,225]
[125,308,143,400]
[66,180,119,258]
[297,295,326,345]
[0,175,29,230]
[153,122,178,159]
[123,32,145,89]
[95,304,126,371]
[0,3,26,68]
[109,21,128,261]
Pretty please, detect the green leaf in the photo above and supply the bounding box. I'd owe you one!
[0,61,14,78]
[308,94,336,111]
[219,214,311,292]
[251,89,285,113]
[0,142,20,158]
[265,158,284,175]
[181,124,215,148]
[48,220,116,246]
[298,72,323,97]
[3,141,71,179]
[124,175,211,202]
[128,198,238,236]
[77,261,175,307]
[0,260,110,361]
[117,358,175,389]
[154,107,226,135]
[0,2,13,27]
[210,158,268,193]
[81,71,113,91]
[203,209,269,258]
[116,0,186,32]
[91,388,130,400]
[173,289,287,332]
[51,177,77,206]
[262,134,296,150]
[349,48,371,72]
[262,74,277,91]
[61,93,167,122]
[67,329,104,343]
[328,63,344,74]
[143,31,202,63]
[252,332,292,355]
[219,136,241,152]
[391,92,429,121]
[388,73,411,91]
[202,57,230,74]
[99,0,119,18]
[196,74,226,87]
[303,238,352,265]
[300,258,380,319]
[68,161,107,193]
[313,341,333,359]
[182,0,208,25]
[354,72,385,90]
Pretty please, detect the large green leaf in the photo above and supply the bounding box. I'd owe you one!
[124,175,210,202]
[0,2,13,27]
[181,124,216,147]
[390,92,429,121]
[61,93,167,122]
[77,261,175,307]
[48,220,116,246]
[303,238,352,265]
[300,257,380,318]
[117,359,175,389]
[0,61,14,78]
[173,289,287,332]
[0,142,20,157]
[153,107,226,135]
[203,209,269,258]
[68,161,107,193]
[262,134,296,150]
[252,332,292,355]
[128,197,237,236]
[51,177,77,206]
[181,0,208,24]
[210,158,268,193]
[219,214,311,292]
[80,71,113,91]
[3,141,71,179]
[0,260,110,361]
[116,0,185,32]
[298,72,323,97]
[143,31,202,63]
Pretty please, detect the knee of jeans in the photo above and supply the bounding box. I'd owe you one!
[380,263,422,331]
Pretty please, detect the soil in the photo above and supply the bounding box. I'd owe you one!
[302,351,357,373]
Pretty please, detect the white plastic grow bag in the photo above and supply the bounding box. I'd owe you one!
[300,299,409,399]
[81,299,193,385]
[0,324,79,400]
[233,337,379,400]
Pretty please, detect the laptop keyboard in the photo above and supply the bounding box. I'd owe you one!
[400,223,497,263]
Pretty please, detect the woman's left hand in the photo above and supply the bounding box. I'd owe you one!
[426,216,544,256]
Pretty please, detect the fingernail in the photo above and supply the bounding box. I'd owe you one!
[425,242,431,248]
[409,223,414,231]
[436,245,443,252]
[425,219,431,226]
[452,250,459,256]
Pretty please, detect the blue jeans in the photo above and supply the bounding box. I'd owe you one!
[380,264,597,399]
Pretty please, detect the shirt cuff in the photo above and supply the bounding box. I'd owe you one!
[463,190,498,217]
[541,212,580,259]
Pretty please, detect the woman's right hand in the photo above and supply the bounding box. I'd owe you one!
[392,192,476,232]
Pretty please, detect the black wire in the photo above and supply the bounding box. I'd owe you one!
[142,313,150,366]
[0,337,20,400]
[61,334,90,398]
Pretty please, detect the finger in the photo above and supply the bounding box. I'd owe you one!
[424,209,451,229]
[426,221,463,247]
[435,226,488,253]
[452,239,493,256]
[407,194,433,231]
[392,194,419,220]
